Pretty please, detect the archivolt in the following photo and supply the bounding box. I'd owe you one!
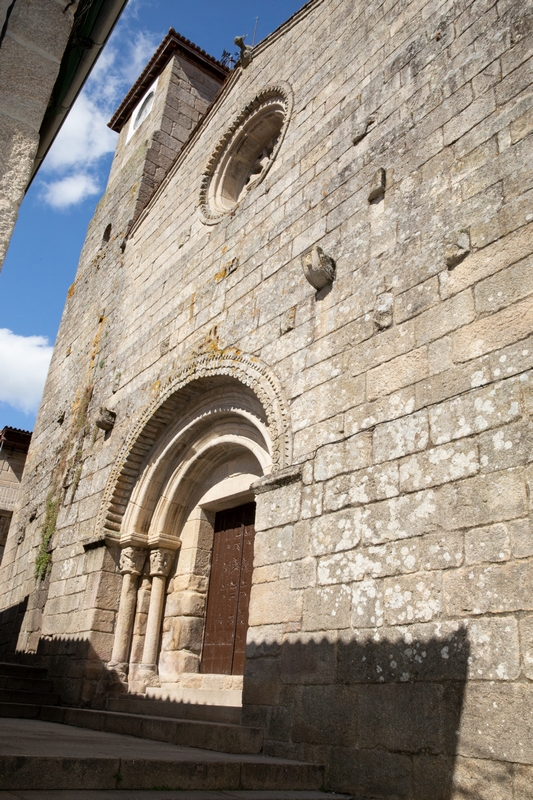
[95,351,291,538]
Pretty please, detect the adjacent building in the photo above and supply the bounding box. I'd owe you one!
[0,427,31,563]
[0,0,128,269]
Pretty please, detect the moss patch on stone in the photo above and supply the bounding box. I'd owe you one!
[35,492,59,581]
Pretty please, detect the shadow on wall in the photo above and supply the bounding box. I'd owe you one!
[243,629,473,799]
[0,597,125,707]
[0,599,495,798]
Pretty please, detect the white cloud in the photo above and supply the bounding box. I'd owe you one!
[39,18,162,210]
[41,173,100,209]
[120,30,161,84]
[0,329,53,414]
[44,94,117,173]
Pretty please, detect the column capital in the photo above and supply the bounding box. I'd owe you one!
[149,547,175,577]
[119,546,147,576]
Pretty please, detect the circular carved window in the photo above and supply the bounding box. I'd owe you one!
[199,84,292,223]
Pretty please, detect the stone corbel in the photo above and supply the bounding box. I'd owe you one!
[95,407,116,431]
[251,465,302,494]
[301,246,336,291]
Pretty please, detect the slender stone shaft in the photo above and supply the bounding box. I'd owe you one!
[109,546,146,669]
[140,548,175,671]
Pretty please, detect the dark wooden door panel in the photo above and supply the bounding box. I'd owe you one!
[201,502,256,675]
[232,518,254,674]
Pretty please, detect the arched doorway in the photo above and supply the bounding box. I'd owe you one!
[101,358,290,697]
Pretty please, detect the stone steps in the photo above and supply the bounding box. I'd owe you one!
[0,794,352,800]
[0,688,60,705]
[0,662,59,707]
[0,662,47,679]
[0,701,254,753]
[147,684,243,707]
[0,666,326,793]
[108,694,242,724]
[0,673,54,692]
[38,704,263,755]
[0,718,324,792]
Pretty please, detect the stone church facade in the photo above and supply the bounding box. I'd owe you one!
[1,0,533,796]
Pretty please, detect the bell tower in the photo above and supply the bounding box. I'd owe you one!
[81,29,228,258]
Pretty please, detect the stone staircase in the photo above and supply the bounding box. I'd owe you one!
[0,660,60,715]
[0,662,326,793]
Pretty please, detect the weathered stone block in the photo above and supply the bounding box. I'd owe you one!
[303,584,351,631]
[451,756,514,800]
[329,746,412,797]
[452,294,533,363]
[464,522,511,565]
[458,683,533,763]
[395,277,439,323]
[383,572,442,625]
[509,517,533,558]
[429,377,522,445]
[248,580,303,627]
[290,557,316,589]
[314,431,373,482]
[318,537,422,586]
[352,578,384,628]
[399,439,478,492]
[255,484,301,531]
[279,631,337,685]
[444,560,533,615]
[358,683,447,753]
[308,507,365,556]
[300,482,323,519]
[164,590,205,617]
[479,418,533,472]
[292,684,357,746]
[323,461,399,511]
[367,347,428,402]
[254,525,293,566]
[373,408,429,463]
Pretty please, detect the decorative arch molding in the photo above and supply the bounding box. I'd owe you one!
[199,82,293,224]
[95,351,291,538]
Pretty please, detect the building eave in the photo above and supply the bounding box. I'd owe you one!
[29,0,130,185]
[108,28,228,133]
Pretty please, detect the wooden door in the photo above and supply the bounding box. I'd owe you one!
[200,502,255,675]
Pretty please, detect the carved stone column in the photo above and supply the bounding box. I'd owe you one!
[139,548,175,683]
[108,546,147,675]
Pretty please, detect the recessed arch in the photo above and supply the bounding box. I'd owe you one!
[95,351,291,540]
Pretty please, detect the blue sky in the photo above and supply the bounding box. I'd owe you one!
[0,0,304,431]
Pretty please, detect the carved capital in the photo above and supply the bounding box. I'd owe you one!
[119,546,146,575]
[149,547,175,577]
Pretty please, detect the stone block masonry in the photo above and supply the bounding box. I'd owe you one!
[1,0,533,797]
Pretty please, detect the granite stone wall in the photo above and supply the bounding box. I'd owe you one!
[1,0,533,795]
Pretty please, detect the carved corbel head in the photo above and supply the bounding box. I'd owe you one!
[301,245,336,290]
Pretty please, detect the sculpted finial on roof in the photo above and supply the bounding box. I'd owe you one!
[234,35,253,68]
